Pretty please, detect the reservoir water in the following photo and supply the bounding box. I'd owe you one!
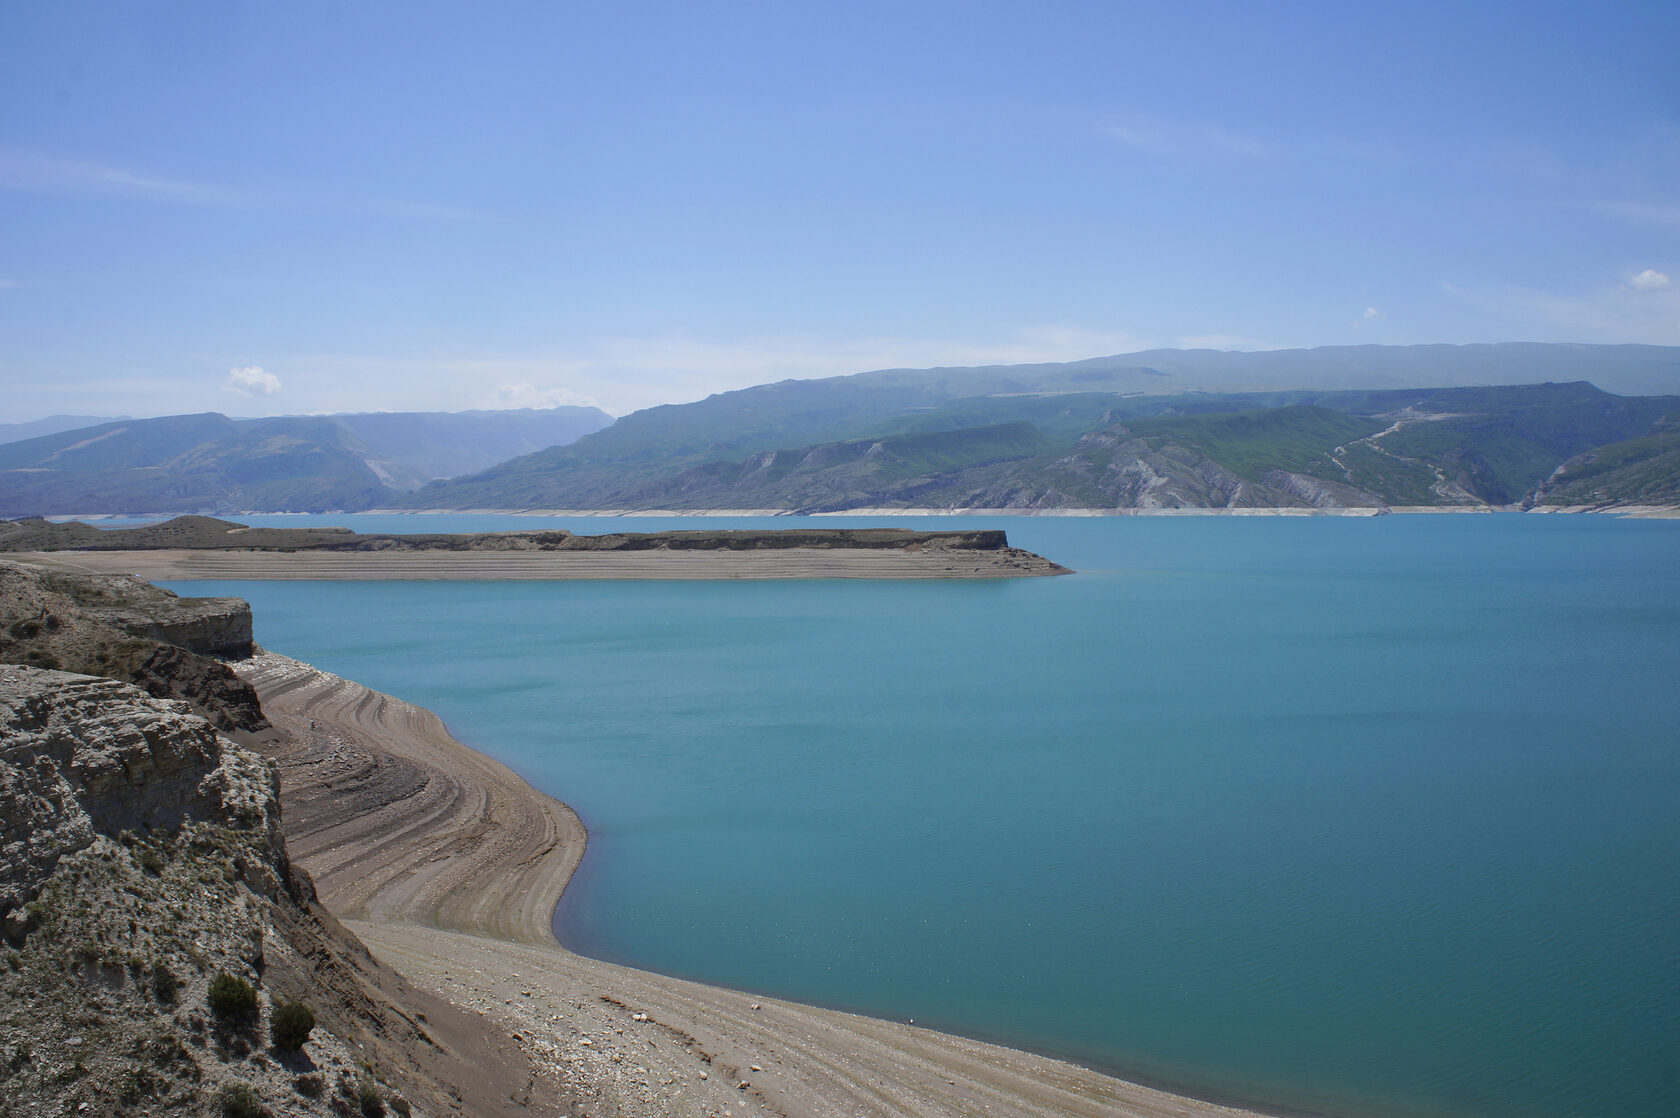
[165,513,1680,1118]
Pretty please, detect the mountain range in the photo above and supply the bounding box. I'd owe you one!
[403,345,1680,512]
[0,406,610,517]
[3,344,1678,516]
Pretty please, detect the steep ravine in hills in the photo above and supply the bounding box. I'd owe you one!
[0,561,571,1118]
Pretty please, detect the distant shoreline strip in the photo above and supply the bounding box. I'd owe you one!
[18,546,1069,581]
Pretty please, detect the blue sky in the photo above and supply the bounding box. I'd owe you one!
[2,1,1677,420]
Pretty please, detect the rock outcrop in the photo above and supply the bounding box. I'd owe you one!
[1260,469,1390,510]
[0,606,570,1117]
[93,591,255,659]
[0,560,265,733]
[0,670,270,927]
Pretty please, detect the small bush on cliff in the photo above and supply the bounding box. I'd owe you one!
[208,972,257,1017]
[356,1078,386,1117]
[219,1082,270,1118]
[270,1002,315,1051]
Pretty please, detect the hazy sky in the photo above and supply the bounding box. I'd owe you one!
[2,1,1677,421]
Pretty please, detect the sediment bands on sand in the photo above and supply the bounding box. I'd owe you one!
[236,650,1261,1118]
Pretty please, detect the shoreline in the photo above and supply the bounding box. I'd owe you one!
[16,545,1068,581]
[236,649,1275,1118]
[41,503,1680,520]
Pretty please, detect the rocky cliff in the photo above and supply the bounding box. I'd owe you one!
[0,577,571,1118]
[0,671,271,928]
[0,559,266,734]
[0,667,388,1116]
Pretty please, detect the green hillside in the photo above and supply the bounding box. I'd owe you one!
[1534,416,1680,507]
[404,372,1680,512]
[405,344,1680,512]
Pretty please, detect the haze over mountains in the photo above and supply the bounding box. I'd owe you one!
[3,344,1678,517]
[0,406,610,517]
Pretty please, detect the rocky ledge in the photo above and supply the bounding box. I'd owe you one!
[0,570,573,1118]
[0,559,265,734]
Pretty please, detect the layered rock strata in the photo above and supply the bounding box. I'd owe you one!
[0,657,570,1117]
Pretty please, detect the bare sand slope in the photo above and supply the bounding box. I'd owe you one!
[239,651,1264,1118]
[27,546,1066,580]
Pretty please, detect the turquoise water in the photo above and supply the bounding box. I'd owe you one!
[167,514,1680,1118]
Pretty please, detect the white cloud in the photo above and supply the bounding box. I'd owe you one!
[223,365,282,396]
[1363,307,1383,319]
[480,382,600,410]
[1630,269,1671,292]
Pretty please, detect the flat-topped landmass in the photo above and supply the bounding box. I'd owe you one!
[0,515,1072,579]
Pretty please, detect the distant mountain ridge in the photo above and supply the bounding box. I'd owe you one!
[5,345,1679,515]
[404,345,1680,512]
[0,405,610,517]
[0,415,133,445]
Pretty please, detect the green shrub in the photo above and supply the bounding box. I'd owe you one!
[270,1002,315,1051]
[357,1078,385,1117]
[219,1082,270,1118]
[137,849,165,875]
[208,972,257,1017]
[294,1073,325,1097]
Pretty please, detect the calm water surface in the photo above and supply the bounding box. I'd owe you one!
[165,514,1680,1118]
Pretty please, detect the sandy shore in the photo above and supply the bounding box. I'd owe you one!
[236,649,1267,1118]
[21,546,1067,581]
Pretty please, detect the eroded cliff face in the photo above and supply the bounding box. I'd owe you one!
[0,648,566,1118]
[0,560,267,734]
[0,667,375,1116]
[0,670,272,927]
[94,590,256,659]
